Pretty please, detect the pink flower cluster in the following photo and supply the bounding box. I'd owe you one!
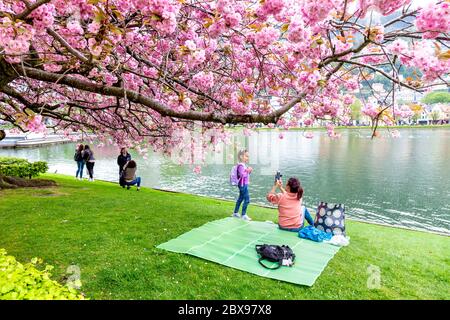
[361,49,386,64]
[343,95,354,106]
[403,43,450,81]
[357,0,411,17]
[187,48,207,68]
[362,102,379,119]
[416,2,450,39]
[0,18,34,63]
[26,115,47,133]
[386,39,408,56]
[132,0,181,35]
[66,20,84,36]
[256,0,286,21]
[296,70,321,94]
[192,71,215,91]
[254,27,280,48]
[369,0,411,16]
[301,0,336,25]
[217,0,242,28]
[303,118,313,126]
[29,3,55,33]
[287,16,310,43]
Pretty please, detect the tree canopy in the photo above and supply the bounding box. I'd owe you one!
[422,90,450,104]
[0,0,449,151]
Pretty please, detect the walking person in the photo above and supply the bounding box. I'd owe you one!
[83,145,96,181]
[117,147,131,186]
[122,160,141,191]
[232,149,253,221]
[74,144,84,180]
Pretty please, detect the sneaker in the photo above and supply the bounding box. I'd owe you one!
[241,215,252,221]
[232,212,240,218]
[127,186,130,190]
[137,187,140,191]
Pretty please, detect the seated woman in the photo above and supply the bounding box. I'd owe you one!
[122,160,141,191]
[266,177,314,232]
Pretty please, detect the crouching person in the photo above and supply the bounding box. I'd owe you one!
[122,160,141,191]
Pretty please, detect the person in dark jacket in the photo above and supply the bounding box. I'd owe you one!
[74,144,84,180]
[83,145,96,181]
[117,147,131,176]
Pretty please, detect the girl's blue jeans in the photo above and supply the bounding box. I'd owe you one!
[234,184,250,216]
[76,161,84,178]
[125,177,141,187]
[278,206,315,232]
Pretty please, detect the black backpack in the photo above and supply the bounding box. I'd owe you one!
[74,151,82,162]
[255,244,295,270]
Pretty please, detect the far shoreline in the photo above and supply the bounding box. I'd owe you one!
[253,124,450,131]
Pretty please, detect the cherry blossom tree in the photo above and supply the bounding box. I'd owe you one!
[0,0,449,149]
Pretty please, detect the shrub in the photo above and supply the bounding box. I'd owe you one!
[0,157,48,178]
[0,249,86,300]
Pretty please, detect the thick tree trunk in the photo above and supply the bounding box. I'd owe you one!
[0,174,56,189]
[0,130,5,141]
[0,174,17,189]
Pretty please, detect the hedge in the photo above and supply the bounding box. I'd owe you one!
[0,249,86,300]
[0,157,48,178]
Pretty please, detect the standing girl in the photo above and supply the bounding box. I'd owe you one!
[232,149,253,221]
[83,145,96,181]
[74,144,84,180]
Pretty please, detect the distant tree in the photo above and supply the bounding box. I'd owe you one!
[430,110,440,122]
[422,91,450,105]
[350,99,362,122]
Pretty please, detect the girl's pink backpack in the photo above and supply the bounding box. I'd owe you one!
[229,164,242,186]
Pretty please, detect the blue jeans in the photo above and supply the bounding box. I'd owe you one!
[234,184,250,216]
[278,206,315,232]
[76,161,84,178]
[125,177,141,188]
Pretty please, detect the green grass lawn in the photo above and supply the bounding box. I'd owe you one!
[0,174,449,300]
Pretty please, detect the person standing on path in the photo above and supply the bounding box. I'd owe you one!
[74,144,85,180]
[117,147,131,185]
[83,145,96,181]
[232,149,253,221]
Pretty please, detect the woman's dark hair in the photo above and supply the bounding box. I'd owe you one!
[84,145,93,157]
[287,177,303,200]
[120,147,126,153]
[77,144,84,153]
[127,160,137,168]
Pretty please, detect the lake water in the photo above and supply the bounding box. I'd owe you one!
[1,128,449,235]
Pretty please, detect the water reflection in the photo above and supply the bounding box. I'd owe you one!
[1,128,449,234]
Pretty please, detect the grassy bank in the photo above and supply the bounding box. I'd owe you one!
[0,174,448,299]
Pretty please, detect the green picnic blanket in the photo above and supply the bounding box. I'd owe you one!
[157,217,341,286]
